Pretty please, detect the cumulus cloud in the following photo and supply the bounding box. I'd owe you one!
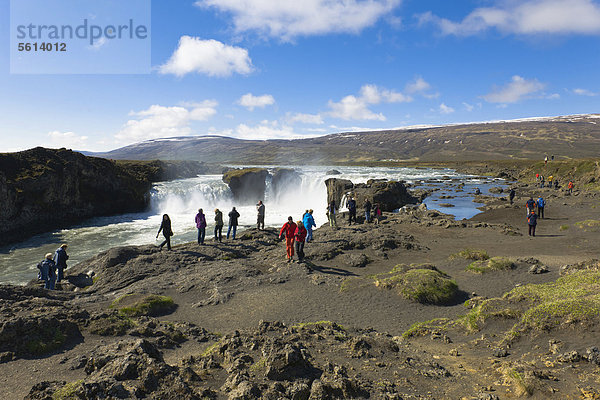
[463,102,475,112]
[159,37,253,77]
[405,76,431,94]
[482,75,546,103]
[237,93,275,110]
[233,120,301,140]
[286,112,324,125]
[115,101,218,143]
[439,103,455,114]
[48,131,88,148]
[195,0,401,40]
[419,0,600,36]
[573,88,598,96]
[328,84,411,121]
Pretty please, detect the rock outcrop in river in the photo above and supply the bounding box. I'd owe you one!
[0,147,212,246]
[325,178,419,211]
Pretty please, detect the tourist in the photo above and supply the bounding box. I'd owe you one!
[526,197,536,216]
[364,199,372,223]
[256,200,265,230]
[509,188,516,205]
[544,156,548,166]
[548,175,553,187]
[195,208,206,245]
[327,200,337,227]
[227,207,240,240]
[303,209,316,243]
[537,196,545,219]
[540,176,545,188]
[474,187,481,195]
[294,220,307,263]
[373,203,382,224]
[156,214,173,250]
[568,181,574,194]
[527,211,538,237]
[53,243,68,283]
[347,196,357,225]
[279,216,297,263]
[214,208,223,242]
[554,179,559,190]
[37,252,56,290]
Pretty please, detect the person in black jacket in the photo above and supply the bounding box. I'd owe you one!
[346,197,357,225]
[527,211,538,237]
[227,207,240,240]
[156,214,173,250]
[53,244,69,283]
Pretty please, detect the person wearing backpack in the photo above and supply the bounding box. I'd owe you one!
[525,197,536,217]
[294,220,307,263]
[302,209,316,243]
[37,253,57,290]
[279,216,297,263]
[536,197,545,219]
[53,244,69,283]
[527,211,538,237]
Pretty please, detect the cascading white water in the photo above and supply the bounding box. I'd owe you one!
[0,165,506,285]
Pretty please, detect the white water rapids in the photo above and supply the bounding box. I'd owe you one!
[0,165,507,285]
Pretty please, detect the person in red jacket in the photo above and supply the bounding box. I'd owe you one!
[294,220,307,263]
[279,216,297,263]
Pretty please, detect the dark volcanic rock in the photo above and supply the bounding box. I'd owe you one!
[223,168,269,203]
[325,178,418,212]
[271,168,302,198]
[326,169,342,175]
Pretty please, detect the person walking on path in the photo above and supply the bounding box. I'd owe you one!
[279,216,297,262]
[364,199,372,223]
[548,175,553,187]
[156,214,173,250]
[227,207,240,240]
[327,200,337,228]
[536,196,545,219]
[195,208,207,244]
[303,209,316,242]
[568,181,574,194]
[214,208,224,242]
[527,211,538,237]
[554,179,559,190]
[509,188,516,205]
[540,176,545,188]
[526,197,536,217]
[544,156,548,166]
[256,201,265,230]
[294,220,307,263]
[38,253,57,290]
[53,244,68,283]
[346,197,357,225]
[373,203,382,224]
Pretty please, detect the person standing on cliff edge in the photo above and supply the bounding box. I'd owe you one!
[195,208,206,245]
[228,207,240,240]
[214,208,224,242]
[53,244,68,283]
[256,200,265,230]
[156,214,173,250]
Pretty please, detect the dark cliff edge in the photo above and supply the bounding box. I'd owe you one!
[0,147,214,246]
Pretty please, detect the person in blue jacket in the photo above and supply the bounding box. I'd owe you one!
[536,197,545,219]
[303,209,316,243]
[53,243,68,283]
[37,253,57,290]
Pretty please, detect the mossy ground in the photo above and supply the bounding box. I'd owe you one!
[89,314,134,336]
[372,264,459,305]
[449,248,489,261]
[52,380,83,400]
[575,219,600,232]
[110,294,176,317]
[25,327,66,356]
[466,257,515,274]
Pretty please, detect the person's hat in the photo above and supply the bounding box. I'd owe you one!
[60,244,68,248]
[288,216,293,221]
[45,253,53,259]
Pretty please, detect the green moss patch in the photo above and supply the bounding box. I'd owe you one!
[466,257,515,273]
[89,314,134,336]
[52,380,84,400]
[373,264,459,305]
[110,294,176,317]
[449,248,490,261]
[575,219,600,232]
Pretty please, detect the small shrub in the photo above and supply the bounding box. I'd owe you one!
[449,248,489,261]
[559,225,569,231]
[111,294,176,317]
[466,257,515,273]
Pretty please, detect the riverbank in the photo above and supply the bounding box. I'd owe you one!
[2,174,600,399]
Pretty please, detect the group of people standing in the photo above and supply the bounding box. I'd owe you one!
[525,196,546,237]
[278,209,316,263]
[327,197,381,227]
[535,173,574,193]
[37,244,69,290]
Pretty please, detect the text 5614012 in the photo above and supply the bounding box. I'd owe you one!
[17,43,66,52]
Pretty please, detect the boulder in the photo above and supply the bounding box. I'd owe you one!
[223,168,269,203]
[326,169,342,175]
[325,178,418,212]
[324,178,354,206]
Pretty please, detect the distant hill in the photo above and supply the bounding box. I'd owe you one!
[90,114,600,164]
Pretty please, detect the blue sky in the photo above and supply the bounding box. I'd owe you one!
[1,0,600,152]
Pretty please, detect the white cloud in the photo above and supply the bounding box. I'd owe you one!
[463,102,474,112]
[48,131,88,148]
[420,0,600,36]
[573,88,598,96]
[439,103,455,114]
[159,36,253,77]
[482,75,546,103]
[195,0,401,40]
[328,84,411,121]
[234,120,301,140]
[115,101,218,143]
[237,93,275,110]
[405,76,431,94]
[286,112,324,125]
